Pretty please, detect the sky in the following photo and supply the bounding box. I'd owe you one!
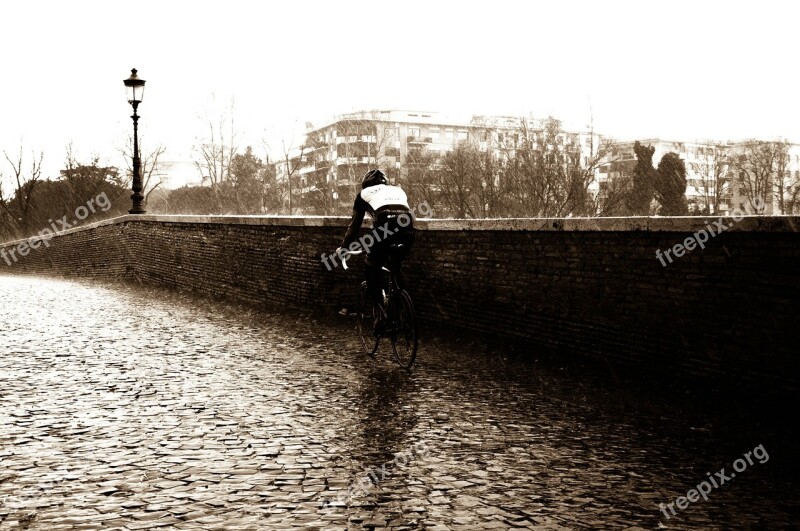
[1,0,798,187]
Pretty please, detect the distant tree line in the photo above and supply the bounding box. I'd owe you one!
[141,108,800,219]
[403,120,693,218]
[0,146,130,242]
[148,146,281,215]
[3,114,796,244]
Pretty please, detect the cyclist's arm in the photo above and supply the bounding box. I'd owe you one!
[341,209,365,249]
[340,195,369,248]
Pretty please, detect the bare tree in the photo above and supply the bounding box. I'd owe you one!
[470,144,502,218]
[193,97,238,192]
[582,146,634,216]
[0,145,44,236]
[495,117,607,217]
[695,144,730,214]
[772,140,799,214]
[276,137,306,214]
[729,140,782,212]
[427,140,504,218]
[404,148,439,210]
[252,139,283,214]
[435,142,478,218]
[565,133,613,217]
[592,160,634,216]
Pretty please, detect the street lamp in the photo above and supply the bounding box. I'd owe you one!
[123,68,146,214]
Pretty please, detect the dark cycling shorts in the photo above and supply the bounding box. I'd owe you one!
[365,212,414,267]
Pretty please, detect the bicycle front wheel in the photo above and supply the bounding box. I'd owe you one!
[357,282,379,357]
[390,290,418,369]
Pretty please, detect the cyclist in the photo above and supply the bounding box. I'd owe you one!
[336,169,414,334]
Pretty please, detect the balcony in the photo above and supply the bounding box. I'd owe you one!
[407,136,432,144]
[336,135,377,145]
[297,158,333,175]
[298,165,316,175]
[336,156,376,165]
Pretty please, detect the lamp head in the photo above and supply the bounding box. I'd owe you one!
[123,68,146,105]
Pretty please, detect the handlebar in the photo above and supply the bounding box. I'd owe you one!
[338,248,363,270]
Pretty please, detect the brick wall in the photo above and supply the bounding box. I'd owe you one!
[2,214,798,392]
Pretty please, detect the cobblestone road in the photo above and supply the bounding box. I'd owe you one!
[0,275,797,530]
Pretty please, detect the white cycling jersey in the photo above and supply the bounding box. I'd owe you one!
[358,184,410,213]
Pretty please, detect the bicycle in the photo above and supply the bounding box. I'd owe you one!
[340,246,418,369]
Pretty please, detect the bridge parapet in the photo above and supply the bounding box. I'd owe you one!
[2,214,798,393]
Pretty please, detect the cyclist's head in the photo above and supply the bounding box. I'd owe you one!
[362,169,387,189]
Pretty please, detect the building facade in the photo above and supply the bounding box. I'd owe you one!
[277,110,601,215]
[271,110,800,217]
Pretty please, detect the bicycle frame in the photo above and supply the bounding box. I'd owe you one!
[338,246,417,368]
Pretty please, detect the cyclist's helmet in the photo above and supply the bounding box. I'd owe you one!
[362,169,387,189]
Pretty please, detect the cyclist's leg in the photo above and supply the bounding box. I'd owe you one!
[364,259,384,308]
[365,240,390,309]
[365,253,389,336]
[387,228,414,291]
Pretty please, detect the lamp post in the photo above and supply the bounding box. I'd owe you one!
[123,68,146,214]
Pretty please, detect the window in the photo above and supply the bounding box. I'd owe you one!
[409,126,420,137]
[445,131,454,139]
[458,130,468,140]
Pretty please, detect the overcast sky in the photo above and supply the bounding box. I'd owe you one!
[1,0,798,184]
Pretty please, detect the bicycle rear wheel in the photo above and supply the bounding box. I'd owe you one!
[357,281,379,357]
[390,290,417,369]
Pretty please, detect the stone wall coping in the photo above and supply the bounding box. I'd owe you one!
[2,213,799,248]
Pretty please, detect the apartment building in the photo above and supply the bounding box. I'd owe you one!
[293,110,490,213]
[280,109,601,214]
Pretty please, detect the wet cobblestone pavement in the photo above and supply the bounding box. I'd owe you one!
[0,275,797,530]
